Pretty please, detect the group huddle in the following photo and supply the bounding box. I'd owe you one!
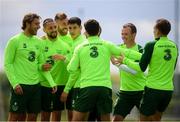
[4,12,178,121]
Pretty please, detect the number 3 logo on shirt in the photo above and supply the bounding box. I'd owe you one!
[28,51,36,62]
[90,46,99,58]
[164,49,172,61]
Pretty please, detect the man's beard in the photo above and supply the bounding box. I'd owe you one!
[48,32,57,39]
[58,28,68,35]
[29,28,37,35]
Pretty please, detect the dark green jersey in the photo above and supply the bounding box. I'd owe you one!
[4,32,43,88]
[119,44,146,91]
[124,37,178,90]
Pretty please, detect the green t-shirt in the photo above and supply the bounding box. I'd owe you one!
[58,34,73,47]
[124,37,178,90]
[119,44,146,91]
[65,36,142,92]
[4,32,43,88]
[41,36,71,86]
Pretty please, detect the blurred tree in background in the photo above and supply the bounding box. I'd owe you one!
[0,71,10,121]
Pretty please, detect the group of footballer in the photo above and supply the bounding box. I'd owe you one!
[4,12,178,122]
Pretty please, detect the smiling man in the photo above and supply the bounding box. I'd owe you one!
[41,18,71,121]
[4,13,50,121]
[55,12,73,47]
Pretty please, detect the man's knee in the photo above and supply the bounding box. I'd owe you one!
[72,111,89,121]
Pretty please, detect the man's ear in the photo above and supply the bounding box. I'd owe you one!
[26,22,30,29]
[43,28,46,33]
[84,31,89,38]
[132,33,136,39]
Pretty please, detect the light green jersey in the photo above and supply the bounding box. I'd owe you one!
[119,44,146,91]
[4,32,43,88]
[63,35,86,93]
[66,36,142,91]
[41,36,71,86]
[58,34,73,47]
[124,37,178,90]
[71,35,86,53]
[71,35,86,88]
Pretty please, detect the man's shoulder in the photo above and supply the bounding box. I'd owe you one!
[8,33,24,44]
[145,40,157,48]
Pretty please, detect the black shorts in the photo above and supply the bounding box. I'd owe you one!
[41,86,53,112]
[9,83,41,114]
[140,87,173,116]
[52,85,73,111]
[71,88,80,110]
[113,90,143,117]
[74,86,112,114]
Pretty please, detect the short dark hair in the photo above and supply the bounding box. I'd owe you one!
[84,19,100,36]
[68,17,81,26]
[155,18,171,35]
[21,13,41,30]
[54,12,67,21]
[43,18,54,27]
[123,23,137,34]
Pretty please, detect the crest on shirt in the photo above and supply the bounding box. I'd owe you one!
[23,43,27,48]
[67,50,70,54]
[45,46,49,52]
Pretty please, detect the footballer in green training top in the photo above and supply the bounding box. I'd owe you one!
[60,17,86,121]
[121,18,178,121]
[66,19,142,121]
[40,18,71,121]
[55,12,73,47]
[4,13,51,121]
[111,23,146,121]
[41,17,71,121]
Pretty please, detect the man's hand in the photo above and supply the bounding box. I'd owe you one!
[60,91,68,102]
[14,85,23,95]
[111,56,120,65]
[51,86,57,94]
[52,54,66,61]
[117,54,125,64]
[42,63,52,71]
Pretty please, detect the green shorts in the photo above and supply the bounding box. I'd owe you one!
[41,86,53,112]
[74,86,112,114]
[71,88,80,110]
[113,90,143,117]
[88,106,101,121]
[140,87,173,116]
[53,85,73,110]
[9,83,41,114]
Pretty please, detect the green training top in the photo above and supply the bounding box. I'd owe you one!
[58,34,73,47]
[119,44,146,91]
[42,36,71,86]
[40,36,71,87]
[63,34,86,92]
[64,36,142,92]
[71,34,86,88]
[123,37,178,90]
[4,32,44,88]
